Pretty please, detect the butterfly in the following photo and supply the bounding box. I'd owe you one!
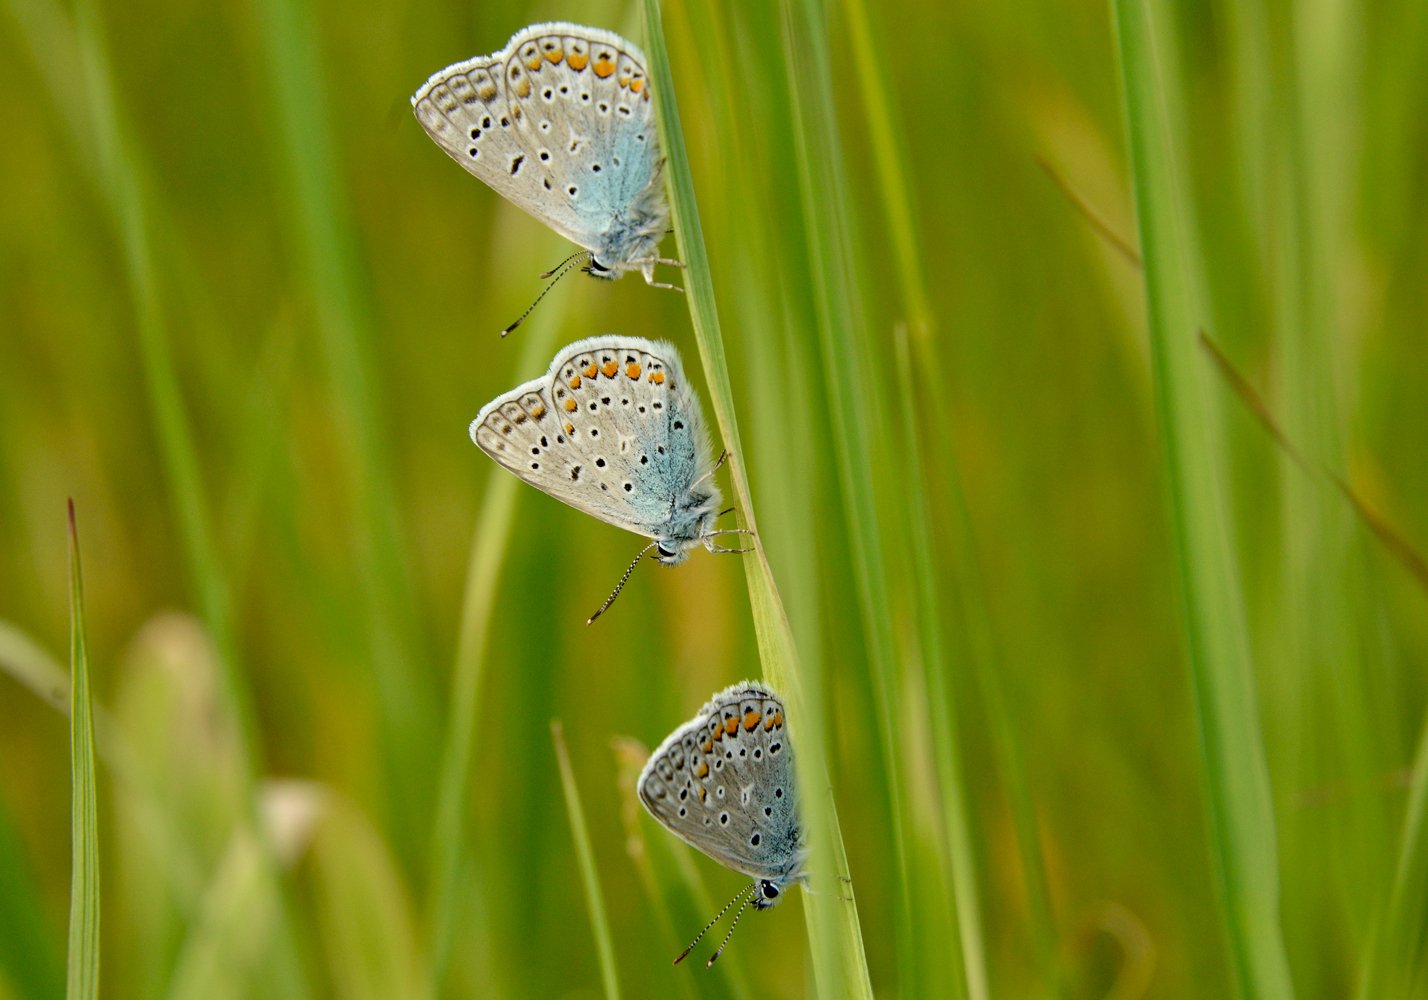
[469,337,750,621]
[638,682,806,966]
[412,23,684,334]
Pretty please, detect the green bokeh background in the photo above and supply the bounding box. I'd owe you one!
[1,0,1426,996]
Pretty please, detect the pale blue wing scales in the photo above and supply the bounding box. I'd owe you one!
[545,337,711,534]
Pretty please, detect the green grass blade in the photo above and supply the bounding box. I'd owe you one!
[0,793,65,1000]
[551,721,621,1000]
[893,326,986,1000]
[424,252,573,996]
[1359,710,1428,1000]
[641,2,874,995]
[775,0,918,994]
[1110,2,1295,998]
[3,0,262,780]
[66,501,101,1000]
[254,0,437,850]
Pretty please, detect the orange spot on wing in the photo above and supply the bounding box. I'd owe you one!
[530,404,545,418]
[763,715,775,732]
[514,77,531,99]
[543,45,563,64]
[582,362,598,378]
[773,711,783,728]
[630,78,644,93]
[626,362,642,379]
[601,361,619,378]
[697,761,709,779]
[525,54,543,71]
[699,786,707,802]
[653,370,666,384]
[565,422,575,434]
[567,51,588,70]
[724,716,738,736]
[701,739,713,753]
[743,711,759,731]
[594,54,616,78]
[568,375,581,389]
[563,398,578,412]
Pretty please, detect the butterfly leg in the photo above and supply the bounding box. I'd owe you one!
[636,259,687,291]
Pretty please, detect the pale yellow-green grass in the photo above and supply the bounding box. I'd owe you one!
[2,0,1427,997]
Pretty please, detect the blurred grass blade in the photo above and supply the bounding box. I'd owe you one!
[1358,712,1428,1000]
[0,794,65,1000]
[3,0,261,779]
[551,721,620,1000]
[254,0,437,847]
[1110,2,1295,998]
[425,253,573,996]
[776,0,918,994]
[1035,153,1144,266]
[1199,331,1428,593]
[893,326,987,1000]
[66,500,100,1000]
[641,2,874,996]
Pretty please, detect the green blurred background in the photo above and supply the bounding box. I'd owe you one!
[1,0,1426,995]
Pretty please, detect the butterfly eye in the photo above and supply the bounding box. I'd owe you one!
[762,883,779,899]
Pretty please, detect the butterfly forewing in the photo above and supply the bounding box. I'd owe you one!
[638,683,801,883]
[414,23,661,257]
[471,336,714,538]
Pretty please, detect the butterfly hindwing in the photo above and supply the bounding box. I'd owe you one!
[414,23,661,255]
[543,337,710,532]
[471,336,715,538]
[638,683,802,883]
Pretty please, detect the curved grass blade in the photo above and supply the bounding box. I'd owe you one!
[551,721,621,1000]
[67,500,100,1000]
[1109,1,1295,997]
[640,2,873,995]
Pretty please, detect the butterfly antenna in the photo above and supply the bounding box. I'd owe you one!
[501,251,592,337]
[706,885,758,967]
[539,248,593,279]
[674,883,757,966]
[587,541,658,625]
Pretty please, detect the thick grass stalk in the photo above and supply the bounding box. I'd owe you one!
[424,257,573,995]
[1110,1,1295,998]
[66,501,100,1000]
[641,3,873,996]
[551,722,621,1000]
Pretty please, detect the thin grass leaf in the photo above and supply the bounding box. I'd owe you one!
[424,247,575,996]
[3,0,262,781]
[0,794,65,1000]
[1358,711,1428,1000]
[66,500,100,1000]
[641,3,873,996]
[776,0,919,994]
[893,325,986,1000]
[254,0,438,851]
[1109,2,1295,997]
[550,721,620,1000]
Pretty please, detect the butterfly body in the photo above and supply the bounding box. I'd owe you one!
[470,336,722,562]
[638,683,807,904]
[412,23,675,285]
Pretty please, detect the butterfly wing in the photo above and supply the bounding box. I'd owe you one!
[413,24,661,255]
[470,336,712,536]
[543,336,717,534]
[638,683,803,884]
